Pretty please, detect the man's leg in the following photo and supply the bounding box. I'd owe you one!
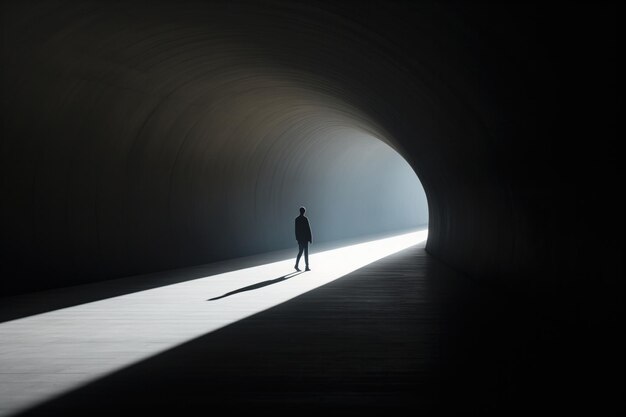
[304,243,309,270]
[295,242,304,270]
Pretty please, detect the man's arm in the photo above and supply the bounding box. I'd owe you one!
[307,219,312,243]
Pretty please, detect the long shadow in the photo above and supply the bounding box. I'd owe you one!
[208,271,304,301]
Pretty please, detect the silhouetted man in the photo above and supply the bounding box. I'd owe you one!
[295,206,312,271]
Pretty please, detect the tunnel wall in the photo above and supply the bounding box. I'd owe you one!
[0,0,620,328]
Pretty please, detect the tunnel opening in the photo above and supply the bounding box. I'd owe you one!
[0,0,432,298]
[1,54,430,296]
[281,128,428,245]
[155,71,430,267]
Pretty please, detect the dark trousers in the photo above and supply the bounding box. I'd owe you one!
[296,241,309,267]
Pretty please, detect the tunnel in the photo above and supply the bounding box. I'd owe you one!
[0,0,433,294]
[0,1,621,416]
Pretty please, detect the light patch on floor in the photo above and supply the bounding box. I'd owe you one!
[0,229,427,416]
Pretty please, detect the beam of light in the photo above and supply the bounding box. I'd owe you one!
[0,229,427,416]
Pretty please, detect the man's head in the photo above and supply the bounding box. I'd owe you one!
[299,206,306,215]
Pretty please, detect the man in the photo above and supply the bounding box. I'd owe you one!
[294,206,312,271]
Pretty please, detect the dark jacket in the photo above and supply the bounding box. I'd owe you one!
[295,215,312,243]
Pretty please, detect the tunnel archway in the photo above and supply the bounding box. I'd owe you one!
[1,0,431,294]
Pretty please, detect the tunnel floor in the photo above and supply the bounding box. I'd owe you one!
[0,233,608,416]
